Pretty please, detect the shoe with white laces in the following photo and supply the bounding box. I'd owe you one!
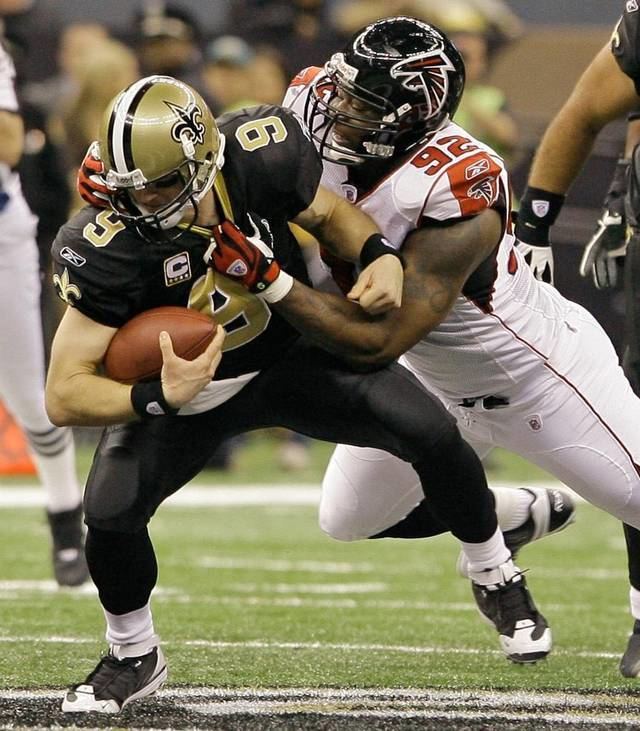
[457,486,575,578]
[61,637,167,713]
[620,620,640,677]
[470,561,552,663]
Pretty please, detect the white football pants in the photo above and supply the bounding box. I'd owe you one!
[320,299,640,540]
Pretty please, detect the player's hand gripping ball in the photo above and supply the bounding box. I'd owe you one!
[104,306,218,384]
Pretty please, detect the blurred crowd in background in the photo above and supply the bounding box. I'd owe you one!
[0,0,615,473]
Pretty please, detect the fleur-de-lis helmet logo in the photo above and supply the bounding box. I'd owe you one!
[165,100,206,146]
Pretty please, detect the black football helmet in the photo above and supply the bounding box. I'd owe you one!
[305,16,465,164]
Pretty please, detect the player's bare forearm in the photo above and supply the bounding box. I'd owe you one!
[528,45,638,194]
[275,211,500,367]
[274,281,398,368]
[45,370,137,426]
[294,186,380,261]
[45,307,137,426]
[0,110,24,167]
[527,106,601,194]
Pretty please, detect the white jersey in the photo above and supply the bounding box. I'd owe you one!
[0,43,37,243]
[285,68,578,401]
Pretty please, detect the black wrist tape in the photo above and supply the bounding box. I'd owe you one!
[131,381,179,418]
[518,186,566,228]
[360,233,404,269]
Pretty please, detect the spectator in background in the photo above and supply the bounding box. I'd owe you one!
[203,37,291,113]
[230,0,345,81]
[53,38,140,206]
[450,27,519,165]
[250,45,290,105]
[21,21,110,119]
[134,0,219,113]
[202,35,256,114]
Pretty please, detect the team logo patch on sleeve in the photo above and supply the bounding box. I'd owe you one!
[445,152,501,216]
[53,268,82,304]
[468,178,498,206]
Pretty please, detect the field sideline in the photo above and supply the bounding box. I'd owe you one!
[1,479,639,729]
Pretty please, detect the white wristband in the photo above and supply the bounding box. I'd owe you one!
[258,271,294,303]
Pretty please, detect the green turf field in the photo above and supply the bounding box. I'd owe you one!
[0,494,632,692]
[0,434,637,728]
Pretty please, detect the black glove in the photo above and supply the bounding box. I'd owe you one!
[579,158,629,289]
[514,187,566,285]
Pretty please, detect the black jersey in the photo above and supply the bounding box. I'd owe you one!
[51,105,323,380]
[612,7,640,93]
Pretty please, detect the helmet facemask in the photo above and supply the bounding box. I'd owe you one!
[306,54,406,165]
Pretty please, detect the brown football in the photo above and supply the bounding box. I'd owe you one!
[103,306,217,384]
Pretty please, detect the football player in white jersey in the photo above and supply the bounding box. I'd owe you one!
[276,15,640,672]
[194,16,640,672]
[0,39,87,586]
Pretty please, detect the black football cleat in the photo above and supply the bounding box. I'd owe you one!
[62,640,167,713]
[470,561,552,663]
[47,504,90,587]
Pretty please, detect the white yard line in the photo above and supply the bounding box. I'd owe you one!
[0,481,576,508]
[0,635,623,661]
[0,485,322,507]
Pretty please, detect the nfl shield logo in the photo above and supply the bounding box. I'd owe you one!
[227,259,249,277]
[527,415,542,432]
[532,200,550,218]
[341,184,358,203]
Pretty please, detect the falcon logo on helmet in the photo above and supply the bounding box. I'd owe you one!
[391,51,455,120]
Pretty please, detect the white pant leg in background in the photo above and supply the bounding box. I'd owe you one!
[0,199,80,511]
[0,205,49,427]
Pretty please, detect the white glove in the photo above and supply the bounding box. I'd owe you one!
[516,242,554,284]
[579,210,627,289]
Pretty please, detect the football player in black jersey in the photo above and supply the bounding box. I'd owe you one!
[47,75,543,712]
[515,6,640,678]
